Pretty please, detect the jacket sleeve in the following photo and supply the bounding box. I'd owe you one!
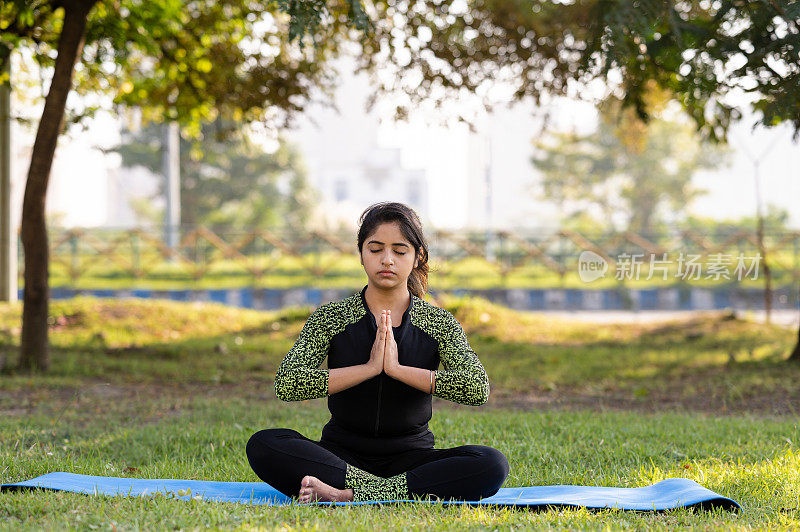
[432,312,489,406]
[274,304,331,401]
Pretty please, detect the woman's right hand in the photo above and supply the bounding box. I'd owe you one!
[367,310,387,375]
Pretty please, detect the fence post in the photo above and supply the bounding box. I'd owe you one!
[70,232,79,285]
[793,232,799,309]
[131,232,141,278]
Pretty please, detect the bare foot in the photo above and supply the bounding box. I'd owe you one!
[298,475,354,503]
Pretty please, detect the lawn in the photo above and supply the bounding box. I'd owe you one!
[1,294,799,530]
[41,246,800,290]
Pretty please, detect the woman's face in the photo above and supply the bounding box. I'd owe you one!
[360,222,419,289]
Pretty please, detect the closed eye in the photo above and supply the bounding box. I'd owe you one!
[370,250,406,255]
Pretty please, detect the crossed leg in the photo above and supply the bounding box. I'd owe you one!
[246,428,509,502]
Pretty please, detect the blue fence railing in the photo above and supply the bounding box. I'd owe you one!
[28,286,800,312]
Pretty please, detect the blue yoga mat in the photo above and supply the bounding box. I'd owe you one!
[1,473,740,512]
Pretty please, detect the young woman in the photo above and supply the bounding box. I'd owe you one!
[246,202,509,503]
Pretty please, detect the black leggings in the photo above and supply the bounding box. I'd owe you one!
[246,428,509,500]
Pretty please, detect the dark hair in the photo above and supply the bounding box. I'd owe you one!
[357,202,430,299]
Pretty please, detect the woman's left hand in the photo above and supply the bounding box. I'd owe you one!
[383,311,401,377]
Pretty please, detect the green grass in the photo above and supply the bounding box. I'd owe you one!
[1,294,797,403]
[2,399,799,530]
[1,295,799,529]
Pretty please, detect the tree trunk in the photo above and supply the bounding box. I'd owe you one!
[789,284,800,362]
[789,322,800,362]
[17,0,96,371]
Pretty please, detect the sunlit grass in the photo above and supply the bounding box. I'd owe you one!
[1,400,798,530]
[1,294,797,407]
[1,295,799,529]
[39,248,800,290]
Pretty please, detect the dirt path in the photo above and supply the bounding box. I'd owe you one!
[527,309,799,329]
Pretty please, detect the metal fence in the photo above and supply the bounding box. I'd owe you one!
[18,225,799,288]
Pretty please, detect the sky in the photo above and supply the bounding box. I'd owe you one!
[6,50,800,232]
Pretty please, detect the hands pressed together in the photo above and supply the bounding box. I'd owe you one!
[327,309,435,396]
[367,310,400,377]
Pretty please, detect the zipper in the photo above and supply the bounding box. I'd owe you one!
[374,375,383,435]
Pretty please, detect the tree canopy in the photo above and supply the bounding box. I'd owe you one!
[285,0,799,141]
[1,0,362,133]
[6,1,798,140]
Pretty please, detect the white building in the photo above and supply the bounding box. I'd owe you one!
[283,56,560,232]
[312,145,429,230]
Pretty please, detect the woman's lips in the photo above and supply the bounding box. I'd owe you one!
[379,272,394,276]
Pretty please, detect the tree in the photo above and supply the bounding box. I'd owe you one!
[1,0,362,371]
[3,0,97,373]
[111,120,318,234]
[531,94,729,235]
[4,0,799,371]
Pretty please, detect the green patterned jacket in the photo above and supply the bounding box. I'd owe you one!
[275,285,489,447]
